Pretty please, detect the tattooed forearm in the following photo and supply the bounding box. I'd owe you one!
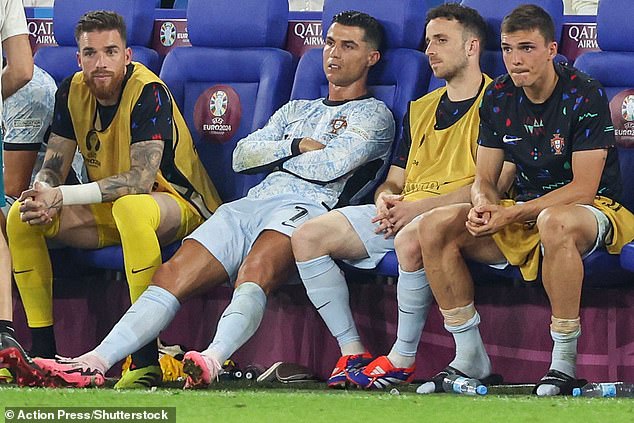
[34,134,76,187]
[36,153,66,187]
[97,140,164,202]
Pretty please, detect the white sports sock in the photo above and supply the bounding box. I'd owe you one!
[206,282,267,364]
[94,286,180,370]
[74,351,110,375]
[536,328,580,397]
[418,311,491,395]
[388,267,431,368]
[446,312,491,380]
[550,328,579,378]
[297,255,363,353]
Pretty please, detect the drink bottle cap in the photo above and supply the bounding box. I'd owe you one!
[572,388,582,397]
[476,385,488,395]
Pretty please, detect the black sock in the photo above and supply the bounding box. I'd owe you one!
[30,326,57,358]
[0,320,15,336]
[130,341,159,369]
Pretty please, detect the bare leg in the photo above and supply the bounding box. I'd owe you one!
[535,205,598,395]
[0,213,12,321]
[538,205,597,319]
[417,204,505,390]
[153,239,229,301]
[418,204,504,309]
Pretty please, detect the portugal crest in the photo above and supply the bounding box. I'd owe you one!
[329,117,348,135]
[550,133,565,155]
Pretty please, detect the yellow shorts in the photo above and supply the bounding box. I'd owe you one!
[492,196,634,281]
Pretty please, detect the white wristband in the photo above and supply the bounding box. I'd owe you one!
[59,182,102,205]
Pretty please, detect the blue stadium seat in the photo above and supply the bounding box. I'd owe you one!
[33,0,160,85]
[160,0,293,203]
[70,0,294,271]
[575,0,634,277]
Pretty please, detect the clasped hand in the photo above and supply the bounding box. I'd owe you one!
[372,193,418,238]
[18,181,63,225]
[465,203,509,237]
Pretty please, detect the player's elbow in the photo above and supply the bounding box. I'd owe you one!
[12,63,34,91]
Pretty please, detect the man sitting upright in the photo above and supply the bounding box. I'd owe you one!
[416,4,634,396]
[5,10,221,388]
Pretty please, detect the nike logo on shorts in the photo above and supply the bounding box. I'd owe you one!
[13,268,33,274]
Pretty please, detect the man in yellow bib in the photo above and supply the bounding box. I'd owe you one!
[291,4,512,390]
[417,5,634,396]
[5,10,221,389]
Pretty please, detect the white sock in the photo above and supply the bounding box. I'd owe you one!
[417,311,490,395]
[74,351,110,375]
[388,267,431,369]
[446,312,491,379]
[206,282,266,364]
[535,328,580,397]
[94,286,180,370]
[297,255,362,351]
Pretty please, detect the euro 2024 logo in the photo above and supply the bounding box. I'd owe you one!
[160,22,177,47]
[622,95,634,123]
[210,91,228,117]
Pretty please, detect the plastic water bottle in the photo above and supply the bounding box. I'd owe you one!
[572,382,634,398]
[442,374,488,396]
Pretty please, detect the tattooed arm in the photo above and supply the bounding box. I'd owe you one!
[34,133,76,187]
[18,134,76,224]
[19,138,164,225]
[97,139,164,202]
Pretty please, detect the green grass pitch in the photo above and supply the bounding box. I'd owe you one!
[1,381,633,423]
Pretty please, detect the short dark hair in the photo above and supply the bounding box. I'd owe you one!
[426,2,487,48]
[331,10,384,51]
[501,4,555,43]
[74,10,127,45]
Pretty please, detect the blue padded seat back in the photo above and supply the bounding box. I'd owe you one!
[461,0,564,78]
[187,0,287,48]
[161,48,293,202]
[161,0,293,202]
[574,0,634,95]
[321,0,428,50]
[595,0,634,52]
[574,0,634,213]
[33,0,160,83]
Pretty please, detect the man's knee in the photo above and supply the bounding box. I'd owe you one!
[291,213,344,260]
[112,194,159,227]
[6,200,53,240]
[418,205,468,248]
[238,253,291,291]
[394,224,422,266]
[536,206,587,250]
[6,201,22,231]
[291,219,322,253]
